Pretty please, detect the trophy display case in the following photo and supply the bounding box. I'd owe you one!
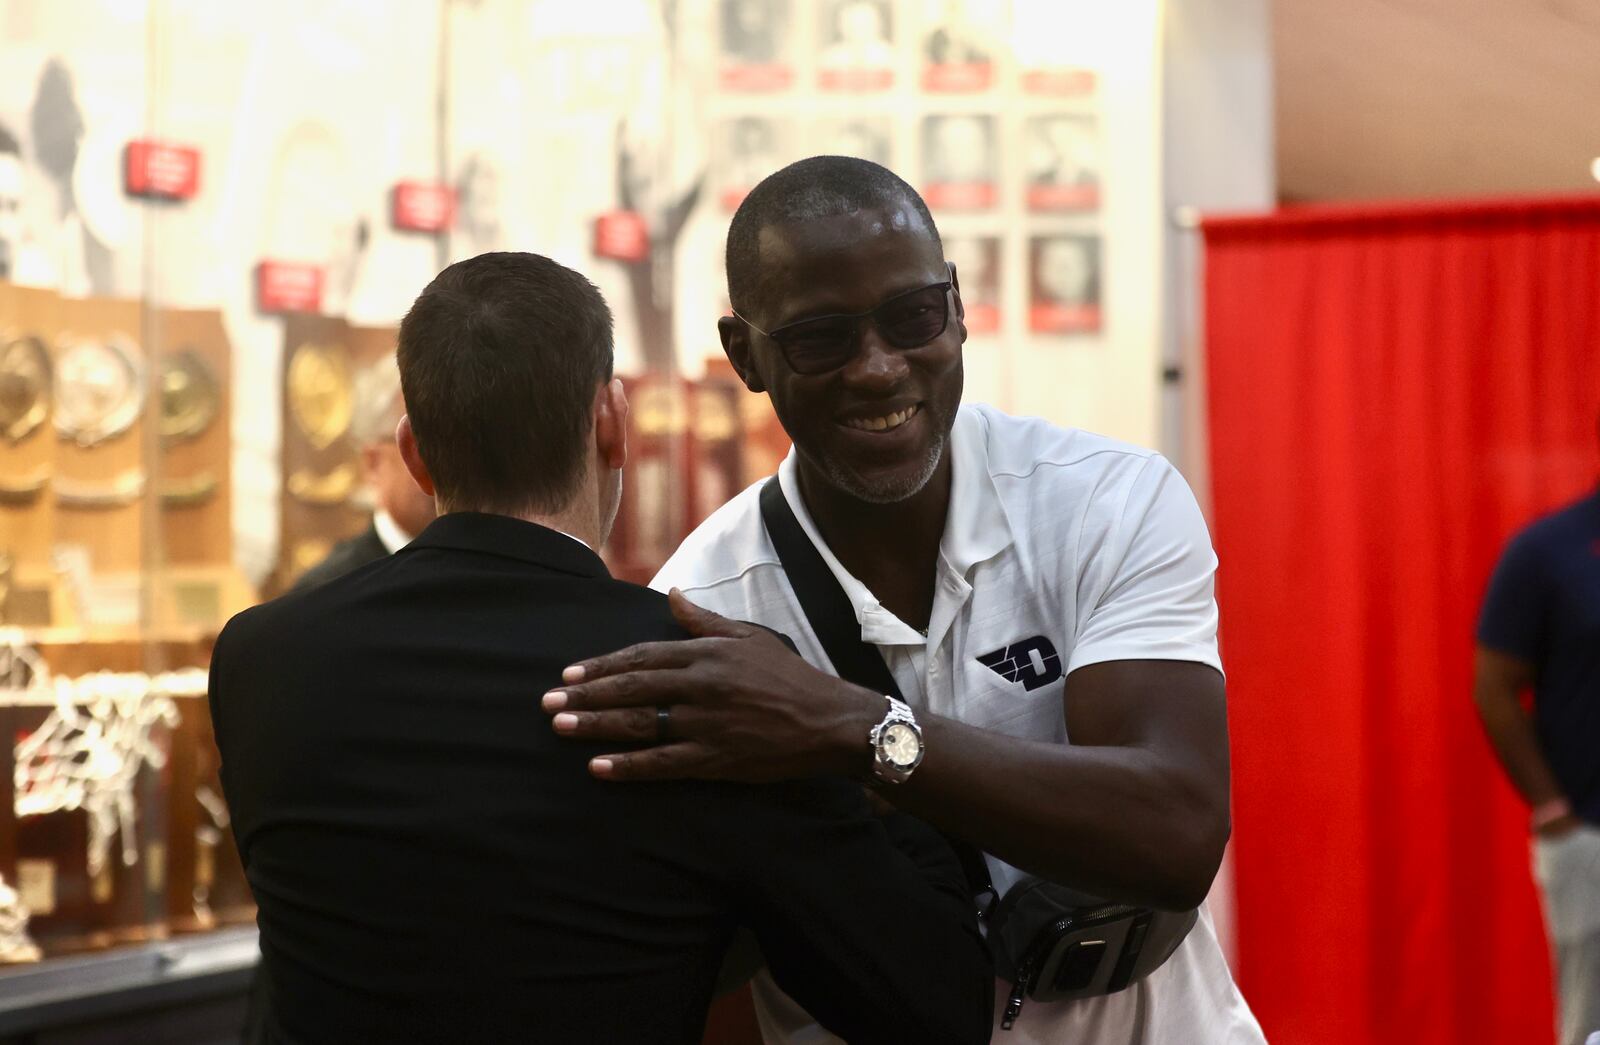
[1,283,69,631]
[271,316,398,595]
[0,283,259,975]
[608,373,751,586]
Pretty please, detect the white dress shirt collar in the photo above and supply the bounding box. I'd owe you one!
[372,508,415,554]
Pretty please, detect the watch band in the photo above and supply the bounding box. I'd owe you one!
[883,696,915,726]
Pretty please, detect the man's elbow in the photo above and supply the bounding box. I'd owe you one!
[1471,679,1522,723]
[1154,807,1230,911]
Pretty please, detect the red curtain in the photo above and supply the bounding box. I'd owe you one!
[1203,195,1600,1045]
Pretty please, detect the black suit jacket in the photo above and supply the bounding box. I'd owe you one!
[290,522,389,593]
[210,512,992,1045]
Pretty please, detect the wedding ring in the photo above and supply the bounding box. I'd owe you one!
[656,706,672,743]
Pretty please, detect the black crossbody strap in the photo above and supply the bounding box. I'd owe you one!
[758,477,997,904]
[758,477,903,701]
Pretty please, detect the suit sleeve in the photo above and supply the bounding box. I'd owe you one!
[719,779,993,1045]
[206,619,240,864]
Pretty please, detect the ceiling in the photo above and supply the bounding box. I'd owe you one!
[1274,0,1600,201]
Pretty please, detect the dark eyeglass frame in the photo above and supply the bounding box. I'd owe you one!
[732,276,956,375]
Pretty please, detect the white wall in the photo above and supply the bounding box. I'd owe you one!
[1158,0,1276,969]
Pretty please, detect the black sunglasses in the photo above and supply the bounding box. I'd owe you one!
[733,279,955,375]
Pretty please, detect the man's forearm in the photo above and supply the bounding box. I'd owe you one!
[546,609,1231,908]
[884,714,1227,911]
[1474,686,1564,806]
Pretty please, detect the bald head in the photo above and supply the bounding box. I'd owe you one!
[725,155,940,315]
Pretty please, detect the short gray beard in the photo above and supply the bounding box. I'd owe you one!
[814,433,947,505]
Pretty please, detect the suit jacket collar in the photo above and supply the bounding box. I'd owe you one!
[406,512,611,579]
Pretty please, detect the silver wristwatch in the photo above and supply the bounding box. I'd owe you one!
[870,696,924,784]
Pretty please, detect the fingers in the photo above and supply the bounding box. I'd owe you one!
[590,741,712,782]
[668,588,753,639]
[544,668,695,713]
[560,637,723,686]
[551,704,706,744]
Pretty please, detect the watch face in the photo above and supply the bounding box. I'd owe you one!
[881,722,922,768]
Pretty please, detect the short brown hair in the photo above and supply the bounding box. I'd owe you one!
[397,252,614,515]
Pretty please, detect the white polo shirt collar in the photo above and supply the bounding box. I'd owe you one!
[776,407,1016,651]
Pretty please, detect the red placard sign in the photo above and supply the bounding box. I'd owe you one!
[1027,184,1101,211]
[391,181,456,233]
[592,211,651,262]
[1029,303,1101,333]
[1022,68,1097,96]
[720,64,795,91]
[818,67,893,92]
[256,262,325,314]
[964,303,1000,335]
[124,140,201,200]
[921,63,993,93]
[922,183,997,211]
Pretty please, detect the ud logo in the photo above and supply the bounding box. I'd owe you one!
[976,636,1063,692]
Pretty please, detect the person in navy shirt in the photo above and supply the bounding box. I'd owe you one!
[1476,465,1600,1045]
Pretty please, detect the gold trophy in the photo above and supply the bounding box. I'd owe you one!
[53,334,145,448]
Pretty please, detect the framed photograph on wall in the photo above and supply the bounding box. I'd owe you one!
[718,116,791,210]
[1025,114,1100,211]
[812,116,892,166]
[920,0,999,91]
[944,234,1000,334]
[817,0,896,91]
[1028,233,1101,333]
[719,0,795,90]
[920,114,997,209]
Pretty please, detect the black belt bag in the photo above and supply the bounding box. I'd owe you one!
[757,478,1196,1030]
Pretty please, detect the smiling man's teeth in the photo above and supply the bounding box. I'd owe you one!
[844,404,920,432]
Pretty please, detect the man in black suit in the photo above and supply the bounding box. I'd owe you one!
[209,251,993,1044]
[291,355,435,592]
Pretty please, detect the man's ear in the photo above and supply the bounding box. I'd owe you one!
[594,377,628,472]
[947,259,968,343]
[718,315,766,393]
[396,415,436,497]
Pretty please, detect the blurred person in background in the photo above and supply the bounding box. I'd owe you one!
[1475,415,1600,1045]
[292,356,435,592]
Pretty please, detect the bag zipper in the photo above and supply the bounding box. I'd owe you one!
[1001,913,1076,1030]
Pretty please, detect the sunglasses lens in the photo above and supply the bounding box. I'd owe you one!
[877,286,949,348]
[778,318,859,373]
[768,283,950,373]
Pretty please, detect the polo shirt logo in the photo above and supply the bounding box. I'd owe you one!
[976,637,1063,692]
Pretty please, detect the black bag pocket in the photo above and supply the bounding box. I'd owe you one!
[988,876,1198,1029]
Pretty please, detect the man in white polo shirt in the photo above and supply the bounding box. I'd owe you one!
[541,156,1264,1043]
